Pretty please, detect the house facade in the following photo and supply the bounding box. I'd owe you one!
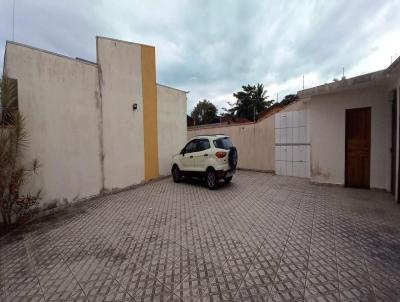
[190,57,400,201]
[2,37,187,209]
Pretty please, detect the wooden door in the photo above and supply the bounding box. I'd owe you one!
[345,107,371,188]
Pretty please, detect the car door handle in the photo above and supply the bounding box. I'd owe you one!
[204,154,208,156]
[190,155,193,158]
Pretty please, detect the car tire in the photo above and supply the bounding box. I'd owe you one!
[228,147,238,169]
[206,169,218,190]
[224,176,233,183]
[172,165,181,183]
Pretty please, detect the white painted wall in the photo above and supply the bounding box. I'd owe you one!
[96,37,145,190]
[4,43,103,205]
[157,85,187,176]
[307,86,392,190]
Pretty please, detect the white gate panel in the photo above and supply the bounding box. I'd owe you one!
[275,146,281,161]
[292,127,299,144]
[281,128,287,144]
[299,126,307,143]
[275,161,282,175]
[281,161,285,176]
[275,114,281,128]
[286,111,294,127]
[274,110,310,178]
[285,146,293,162]
[275,128,280,144]
[293,161,306,177]
[286,127,293,144]
[292,145,300,162]
[292,111,299,127]
[280,114,287,129]
[299,110,306,126]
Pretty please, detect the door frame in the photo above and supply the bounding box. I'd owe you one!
[344,107,371,188]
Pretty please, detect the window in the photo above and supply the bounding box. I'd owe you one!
[213,137,233,150]
[184,140,197,153]
[197,139,210,151]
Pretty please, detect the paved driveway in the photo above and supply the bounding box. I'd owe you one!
[1,171,400,302]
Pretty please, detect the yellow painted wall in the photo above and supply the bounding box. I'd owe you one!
[141,45,159,180]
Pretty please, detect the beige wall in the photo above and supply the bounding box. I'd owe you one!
[4,43,103,204]
[3,38,187,211]
[97,37,145,190]
[306,86,392,190]
[157,85,187,176]
[188,115,275,171]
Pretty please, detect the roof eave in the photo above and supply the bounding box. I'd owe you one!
[297,69,388,98]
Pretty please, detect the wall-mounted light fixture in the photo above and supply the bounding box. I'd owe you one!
[132,103,138,111]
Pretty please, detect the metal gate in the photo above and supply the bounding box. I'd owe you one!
[275,110,310,178]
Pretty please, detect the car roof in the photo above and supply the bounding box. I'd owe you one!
[192,134,229,140]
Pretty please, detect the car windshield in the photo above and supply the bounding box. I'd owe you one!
[213,137,233,150]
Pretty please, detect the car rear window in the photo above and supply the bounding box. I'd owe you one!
[213,137,233,150]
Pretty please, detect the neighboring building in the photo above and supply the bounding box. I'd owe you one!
[294,58,400,197]
[189,57,400,201]
[2,36,187,208]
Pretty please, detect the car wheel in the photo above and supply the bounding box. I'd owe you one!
[172,165,181,183]
[228,147,238,169]
[224,176,233,183]
[206,169,218,190]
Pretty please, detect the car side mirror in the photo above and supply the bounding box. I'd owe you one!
[180,149,185,156]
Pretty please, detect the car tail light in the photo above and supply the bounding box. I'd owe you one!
[215,151,227,158]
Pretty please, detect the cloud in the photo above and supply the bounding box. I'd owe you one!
[1,0,400,114]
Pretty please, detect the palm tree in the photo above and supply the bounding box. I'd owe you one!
[0,75,40,228]
[227,83,272,121]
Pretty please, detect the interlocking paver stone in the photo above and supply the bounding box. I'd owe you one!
[1,171,400,302]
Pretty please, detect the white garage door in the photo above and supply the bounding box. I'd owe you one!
[275,110,310,178]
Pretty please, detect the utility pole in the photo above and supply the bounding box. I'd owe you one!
[12,0,15,41]
[302,75,304,90]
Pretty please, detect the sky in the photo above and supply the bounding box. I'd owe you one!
[1,0,400,114]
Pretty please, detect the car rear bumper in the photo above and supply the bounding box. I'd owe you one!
[216,169,236,179]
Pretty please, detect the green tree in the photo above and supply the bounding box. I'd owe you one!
[191,99,218,125]
[227,84,272,121]
[280,94,298,106]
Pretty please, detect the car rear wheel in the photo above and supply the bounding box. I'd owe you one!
[206,169,218,190]
[224,176,233,183]
[172,165,181,183]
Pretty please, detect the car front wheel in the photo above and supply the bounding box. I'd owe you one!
[172,165,181,183]
[206,169,218,190]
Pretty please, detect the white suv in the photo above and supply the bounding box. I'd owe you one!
[171,135,238,189]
